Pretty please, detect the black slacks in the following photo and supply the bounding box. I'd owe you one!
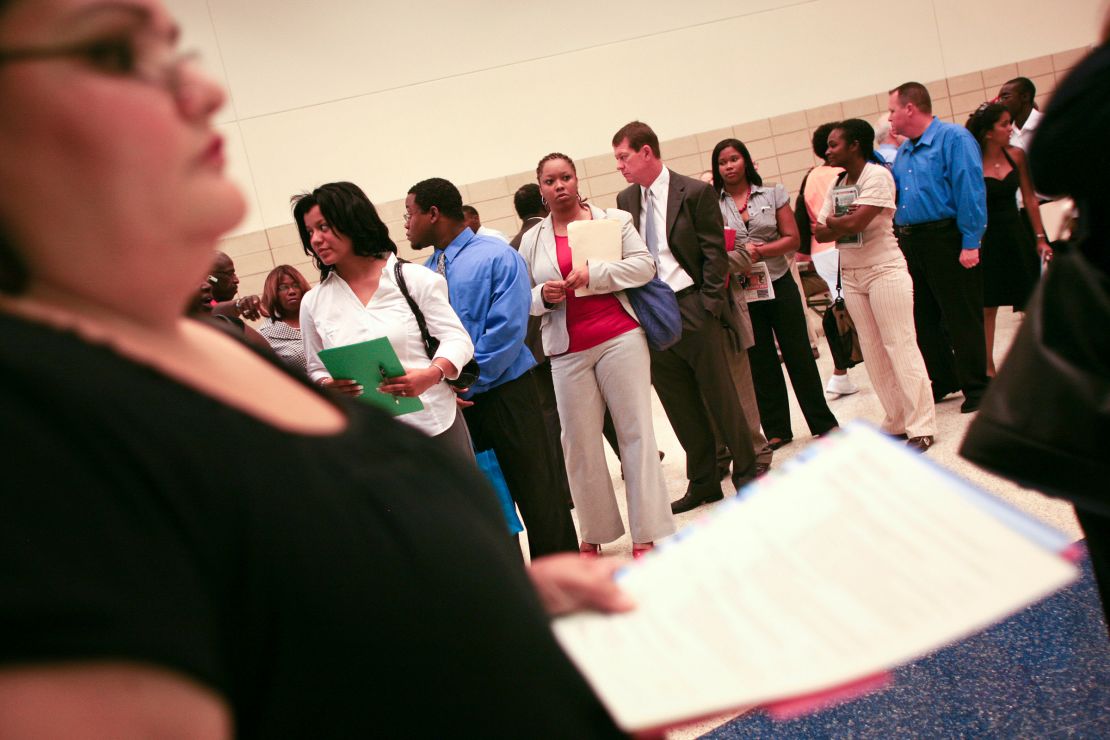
[748,271,838,440]
[464,370,578,558]
[648,293,755,492]
[897,224,989,403]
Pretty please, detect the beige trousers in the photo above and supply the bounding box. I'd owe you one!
[551,329,675,544]
[728,348,773,465]
[841,259,937,438]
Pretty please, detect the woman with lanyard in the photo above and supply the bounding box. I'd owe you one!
[710,138,838,450]
[815,119,937,452]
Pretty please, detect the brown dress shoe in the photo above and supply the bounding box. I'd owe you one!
[906,435,934,453]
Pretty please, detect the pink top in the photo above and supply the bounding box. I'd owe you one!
[555,234,638,354]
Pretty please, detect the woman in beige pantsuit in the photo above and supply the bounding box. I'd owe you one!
[520,153,675,559]
[815,119,937,452]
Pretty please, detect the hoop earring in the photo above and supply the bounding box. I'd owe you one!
[578,194,587,204]
[541,196,548,207]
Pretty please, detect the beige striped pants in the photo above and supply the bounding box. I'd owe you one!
[841,257,937,438]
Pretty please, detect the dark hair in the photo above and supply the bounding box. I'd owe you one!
[889,81,933,114]
[461,205,478,218]
[831,118,877,162]
[535,152,576,179]
[811,122,839,160]
[1003,76,1036,101]
[407,178,465,222]
[290,181,396,278]
[261,264,312,321]
[965,102,1008,148]
[611,121,661,158]
[710,138,763,192]
[513,183,545,219]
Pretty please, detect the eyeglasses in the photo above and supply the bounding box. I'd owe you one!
[0,31,199,95]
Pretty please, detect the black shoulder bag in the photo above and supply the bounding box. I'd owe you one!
[393,260,480,389]
[821,172,864,368]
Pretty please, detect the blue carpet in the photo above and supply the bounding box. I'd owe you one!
[705,550,1110,738]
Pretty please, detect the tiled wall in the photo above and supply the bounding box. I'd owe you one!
[220,46,1089,298]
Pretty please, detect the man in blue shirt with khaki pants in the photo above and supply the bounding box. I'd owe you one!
[888,82,990,412]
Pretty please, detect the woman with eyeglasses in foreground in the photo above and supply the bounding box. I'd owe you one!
[0,1,628,736]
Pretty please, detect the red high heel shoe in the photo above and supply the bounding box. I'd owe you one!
[579,542,601,559]
[632,542,654,559]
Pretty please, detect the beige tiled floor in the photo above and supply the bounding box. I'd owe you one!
[520,307,1081,739]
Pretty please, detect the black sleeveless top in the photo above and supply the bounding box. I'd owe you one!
[0,313,621,738]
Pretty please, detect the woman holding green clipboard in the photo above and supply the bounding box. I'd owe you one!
[294,182,476,460]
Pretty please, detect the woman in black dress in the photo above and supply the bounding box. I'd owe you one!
[965,103,1053,375]
[0,0,628,735]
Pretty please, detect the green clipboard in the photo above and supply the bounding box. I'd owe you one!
[317,337,424,416]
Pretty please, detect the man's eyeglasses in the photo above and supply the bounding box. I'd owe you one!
[0,32,199,95]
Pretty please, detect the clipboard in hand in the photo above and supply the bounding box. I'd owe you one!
[317,337,424,416]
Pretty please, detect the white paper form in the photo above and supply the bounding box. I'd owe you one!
[552,424,1078,733]
[568,219,622,297]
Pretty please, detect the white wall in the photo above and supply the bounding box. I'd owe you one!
[165,0,1104,237]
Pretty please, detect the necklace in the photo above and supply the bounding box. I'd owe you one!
[734,186,751,214]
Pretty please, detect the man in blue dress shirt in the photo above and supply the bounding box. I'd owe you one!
[889,82,990,412]
[404,177,578,558]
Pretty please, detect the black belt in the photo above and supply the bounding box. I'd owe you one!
[893,218,957,237]
[674,285,698,299]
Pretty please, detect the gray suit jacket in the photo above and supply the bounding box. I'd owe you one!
[616,169,735,336]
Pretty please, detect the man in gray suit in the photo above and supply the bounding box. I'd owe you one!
[612,121,755,513]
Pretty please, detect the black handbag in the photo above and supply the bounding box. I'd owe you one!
[960,243,1110,516]
[821,254,864,369]
[393,260,480,389]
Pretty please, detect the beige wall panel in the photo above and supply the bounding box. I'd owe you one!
[1053,45,1095,70]
[734,119,772,141]
[773,130,811,156]
[842,94,880,119]
[1018,55,1056,78]
[218,229,268,259]
[745,138,777,161]
[662,136,701,159]
[696,127,735,154]
[466,177,511,204]
[981,63,1019,89]
[586,171,632,198]
[667,153,708,177]
[266,223,300,249]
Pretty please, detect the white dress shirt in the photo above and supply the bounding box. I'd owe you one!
[640,167,695,293]
[1009,107,1043,151]
[300,254,474,437]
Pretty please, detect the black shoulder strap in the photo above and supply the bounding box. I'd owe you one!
[1001,146,1018,172]
[393,259,436,359]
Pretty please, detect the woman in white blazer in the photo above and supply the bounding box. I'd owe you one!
[519,153,675,558]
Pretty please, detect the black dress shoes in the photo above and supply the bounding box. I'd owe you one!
[670,485,724,515]
[767,436,793,451]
